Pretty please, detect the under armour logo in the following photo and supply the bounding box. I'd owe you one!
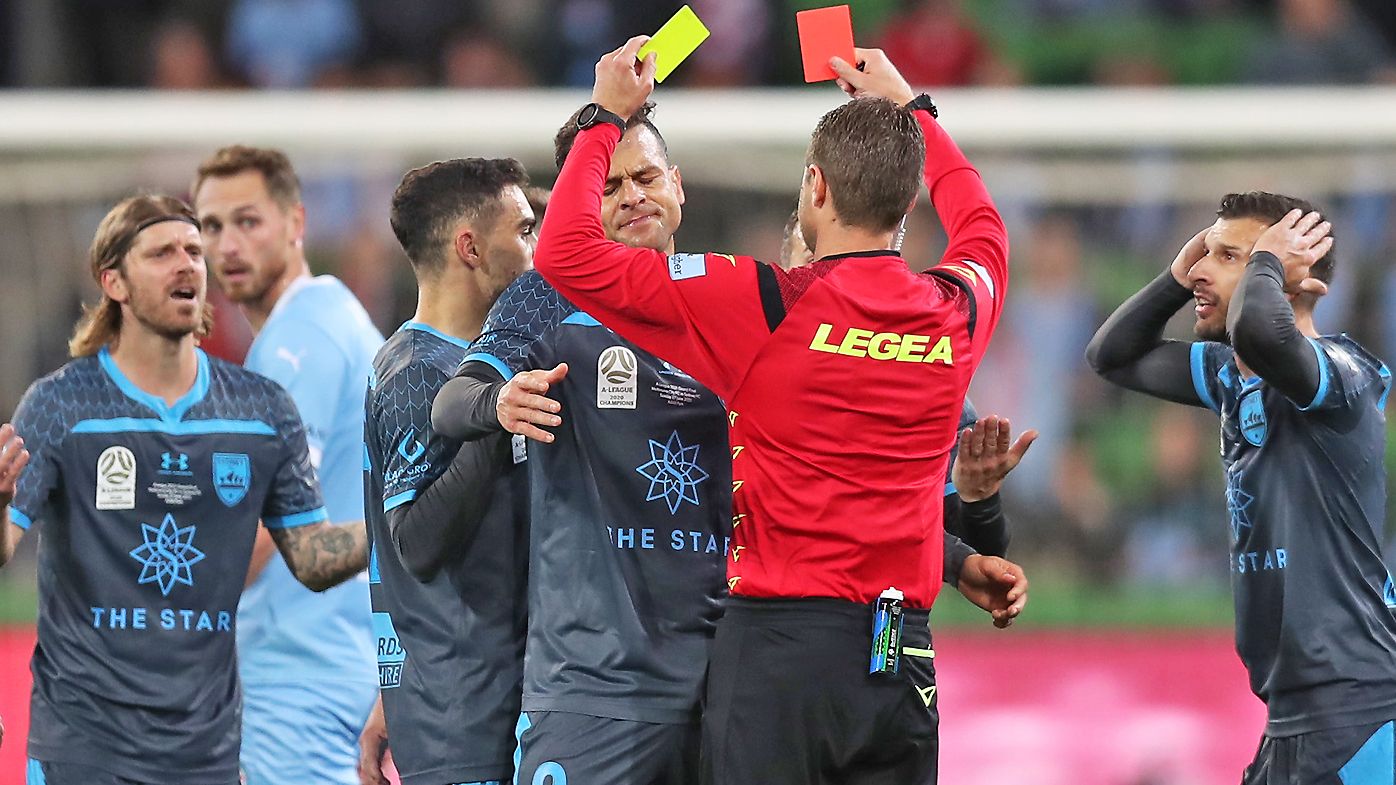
[161,452,189,472]
[276,346,307,373]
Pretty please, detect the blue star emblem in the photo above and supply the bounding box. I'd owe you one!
[129,513,206,596]
[635,431,710,514]
[1226,481,1254,542]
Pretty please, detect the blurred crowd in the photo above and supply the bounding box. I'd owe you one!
[2,0,1396,89]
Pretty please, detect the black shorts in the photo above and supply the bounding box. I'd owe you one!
[513,711,698,785]
[1242,720,1395,785]
[26,757,238,785]
[701,597,939,785]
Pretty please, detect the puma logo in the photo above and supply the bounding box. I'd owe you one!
[276,346,307,373]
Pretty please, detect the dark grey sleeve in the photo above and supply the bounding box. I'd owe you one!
[1085,270,1203,405]
[389,432,510,581]
[945,492,1009,557]
[943,531,976,586]
[431,364,508,441]
[1227,251,1322,406]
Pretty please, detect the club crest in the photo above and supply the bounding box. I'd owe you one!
[1239,390,1267,447]
[213,452,251,507]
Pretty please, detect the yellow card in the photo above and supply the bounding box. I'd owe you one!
[637,5,710,83]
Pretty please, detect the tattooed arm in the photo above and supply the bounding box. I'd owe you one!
[268,521,369,592]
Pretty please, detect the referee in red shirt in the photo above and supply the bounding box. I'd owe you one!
[533,38,1026,785]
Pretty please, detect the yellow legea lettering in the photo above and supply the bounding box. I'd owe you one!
[868,333,900,360]
[924,335,954,365]
[809,323,954,365]
[896,334,930,362]
[810,323,840,353]
[838,328,874,357]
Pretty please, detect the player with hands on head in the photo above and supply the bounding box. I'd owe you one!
[1087,194,1396,785]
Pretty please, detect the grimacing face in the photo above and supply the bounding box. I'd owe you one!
[1187,216,1270,342]
[475,184,537,301]
[109,221,208,341]
[602,126,684,252]
[195,170,302,306]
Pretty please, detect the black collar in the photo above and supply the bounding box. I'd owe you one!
[814,249,902,263]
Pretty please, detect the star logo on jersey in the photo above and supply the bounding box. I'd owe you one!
[635,431,710,514]
[1226,476,1254,542]
[129,513,206,596]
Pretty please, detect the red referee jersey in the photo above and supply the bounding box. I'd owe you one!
[535,108,1007,608]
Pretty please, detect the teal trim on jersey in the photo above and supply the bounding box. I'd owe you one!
[1379,364,1392,411]
[1297,337,1331,412]
[465,352,512,381]
[7,506,32,530]
[264,506,329,529]
[98,347,210,422]
[71,418,276,436]
[384,489,417,512]
[513,712,533,785]
[401,321,473,351]
[943,481,956,497]
[560,311,601,327]
[363,443,371,471]
[1339,721,1393,785]
[26,757,45,785]
[1190,343,1218,413]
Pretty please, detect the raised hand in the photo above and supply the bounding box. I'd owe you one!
[952,415,1037,503]
[956,554,1028,629]
[592,36,657,121]
[497,364,569,443]
[1170,227,1210,287]
[0,424,29,509]
[1252,209,1334,291]
[827,47,915,106]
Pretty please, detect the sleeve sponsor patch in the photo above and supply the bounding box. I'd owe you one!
[668,253,707,281]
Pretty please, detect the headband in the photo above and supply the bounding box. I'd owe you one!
[98,214,203,275]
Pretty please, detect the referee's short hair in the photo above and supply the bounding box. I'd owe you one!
[390,157,529,277]
[808,98,925,233]
[1218,191,1336,284]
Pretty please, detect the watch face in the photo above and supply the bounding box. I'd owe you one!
[578,103,599,128]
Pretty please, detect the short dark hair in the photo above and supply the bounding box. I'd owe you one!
[524,186,551,220]
[194,145,302,209]
[554,101,668,172]
[807,98,924,232]
[1217,191,1335,284]
[389,157,528,275]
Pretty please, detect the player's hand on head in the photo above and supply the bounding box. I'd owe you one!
[592,36,656,120]
[1170,227,1210,287]
[0,423,30,507]
[956,554,1028,629]
[357,696,389,785]
[1253,209,1334,290]
[953,416,1037,503]
[828,47,915,106]
[497,364,569,444]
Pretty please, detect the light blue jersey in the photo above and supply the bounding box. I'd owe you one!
[237,275,382,784]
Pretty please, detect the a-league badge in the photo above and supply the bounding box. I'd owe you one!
[1239,390,1267,447]
[212,452,251,507]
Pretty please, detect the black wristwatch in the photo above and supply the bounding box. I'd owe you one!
[576,103,627,134]
[904,93,938,118]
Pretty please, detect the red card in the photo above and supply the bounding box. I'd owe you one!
[796,5,855,83]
